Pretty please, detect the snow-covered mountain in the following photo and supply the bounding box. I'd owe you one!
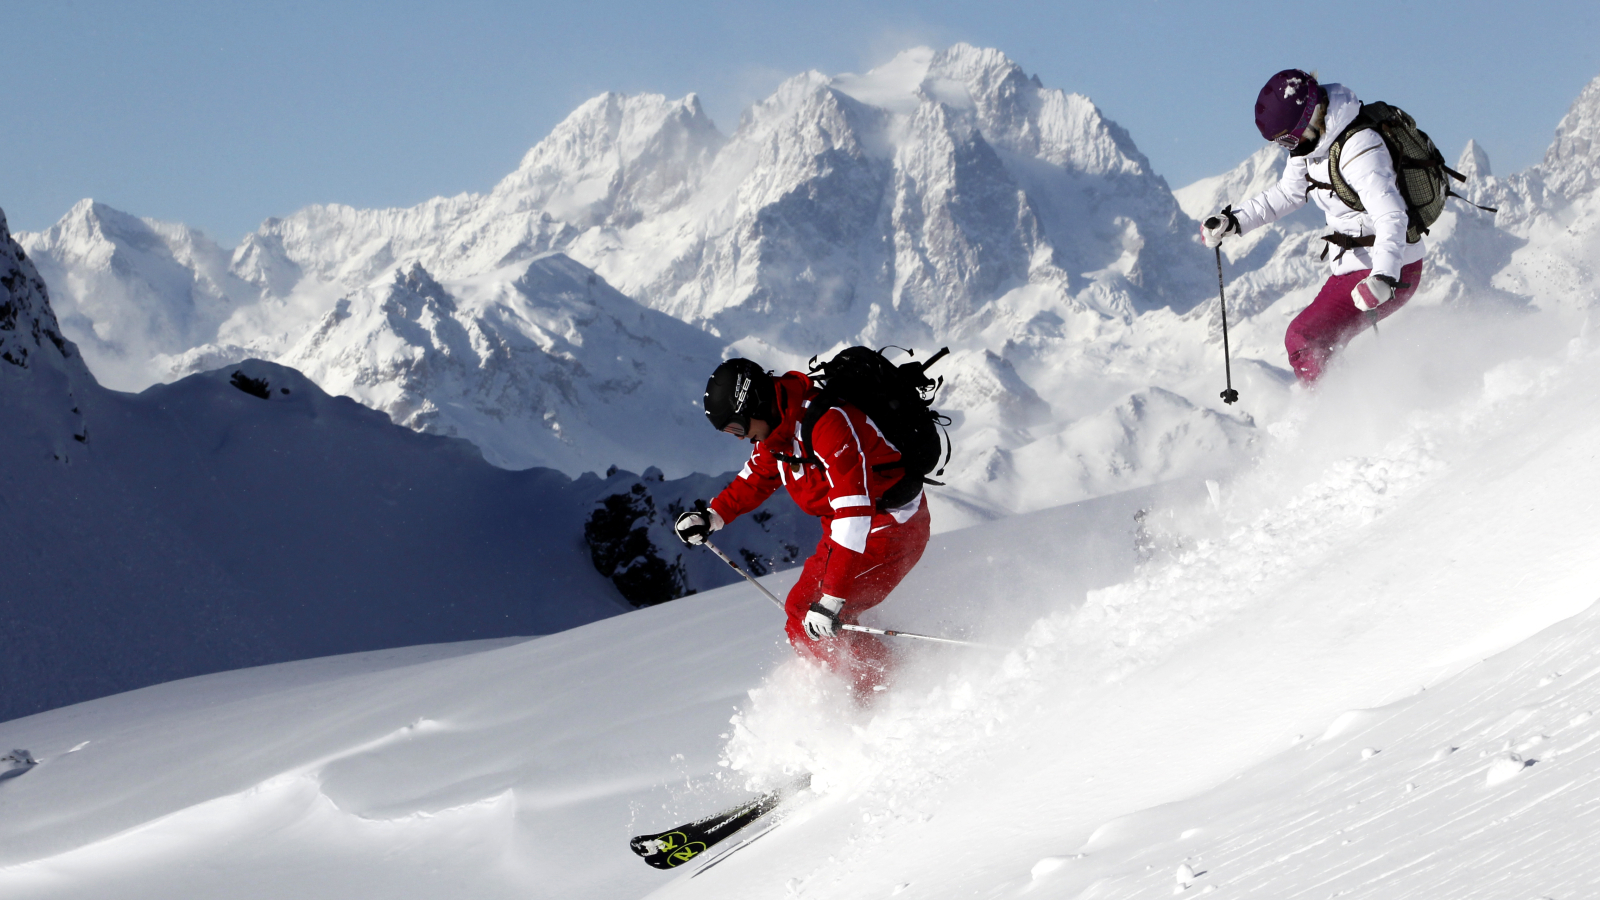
[218,45,1205,341]
[150,247,750,478]
[272,255,741,475]
[21,200,256,390]
[0,208,815,721]
[18,45,1242,515]
[22,60,1600,526]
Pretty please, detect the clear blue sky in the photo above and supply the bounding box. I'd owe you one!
[9,0,1599,245]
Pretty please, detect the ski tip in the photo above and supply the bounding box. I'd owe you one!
[630,774,814,871]
[630,831,709,869]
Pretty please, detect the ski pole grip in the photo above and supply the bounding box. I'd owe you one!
[919,347,950,372]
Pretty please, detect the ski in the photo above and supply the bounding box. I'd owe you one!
[630,774,811,870]
[687,808,791,878]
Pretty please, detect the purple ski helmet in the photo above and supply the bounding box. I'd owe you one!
[1255,69,1325,144]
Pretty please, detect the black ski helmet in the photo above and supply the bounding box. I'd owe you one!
[704,358,776,436]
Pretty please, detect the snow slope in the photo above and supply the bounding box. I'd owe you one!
[1025,600,1600,899]
[0,481,1163,900]
[2,287,1597,899]
[0,208,815,721]
[697,306,1600,900]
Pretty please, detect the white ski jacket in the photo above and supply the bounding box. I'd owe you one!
[1231,83,1423,279]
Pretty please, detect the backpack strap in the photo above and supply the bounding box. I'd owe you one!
[771,396,830,469]
[1439,162,1498,214]
[1442,179,1500,214]
[1318,232,1376,262]
[1319,108,1378,214]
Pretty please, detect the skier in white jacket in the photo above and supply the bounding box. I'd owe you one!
[1201,69,1424,383]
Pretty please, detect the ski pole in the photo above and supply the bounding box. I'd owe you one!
[701,539,995,649]
[1215,246,1240,405]
[829,621,993,648]
[703,539,786,612]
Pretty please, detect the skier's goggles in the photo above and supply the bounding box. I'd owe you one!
[707,411,749,437]
[1272,130,1306,149]
[1271,97,1322,150]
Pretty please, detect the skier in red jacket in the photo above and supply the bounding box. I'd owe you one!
[674,358,931,696]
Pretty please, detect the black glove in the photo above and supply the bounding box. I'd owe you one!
[803,595,845,640]
[1200,205,1240,249]
[673,501,722,546]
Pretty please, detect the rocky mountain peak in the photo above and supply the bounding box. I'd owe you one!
[928,43,1027,94]
[1,205,94,457]
[831,45,1152,182]
[20,46,1219,492]
[1457,139,1492,180]
[231,230,302,297]
[278,252,740,476]
[29,200,152,272]
[387,262,454,318]
[0,207,78,374]
[1540,73,1600,199]
[491,91,724,227]
[18,199,253,389]
[742,70,837,129]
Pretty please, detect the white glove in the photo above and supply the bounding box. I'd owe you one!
[673,503,723,546]
[1351,274,1398,311]
[803,594,846,640]
[1200,206,1239,249]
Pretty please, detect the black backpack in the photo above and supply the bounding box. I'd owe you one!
[775,346,951,511]
[1314,101,1496,252]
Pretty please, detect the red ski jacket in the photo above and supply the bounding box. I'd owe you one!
[709,371,925,598]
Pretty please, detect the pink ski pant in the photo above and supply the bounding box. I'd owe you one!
[1286,260,1424,383]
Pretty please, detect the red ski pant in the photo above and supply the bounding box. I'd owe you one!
[1286,260,1424,383]
[784,500,931,693]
